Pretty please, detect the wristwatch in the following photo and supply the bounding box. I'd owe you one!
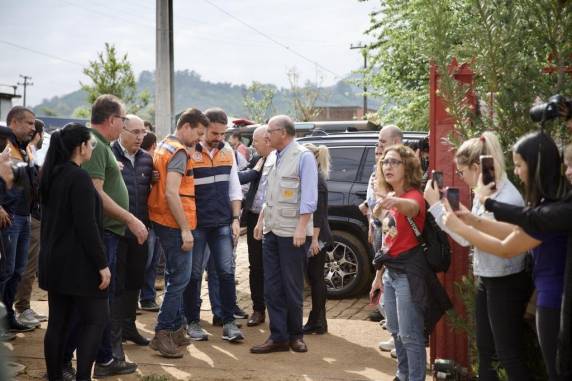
[232,215,240,221]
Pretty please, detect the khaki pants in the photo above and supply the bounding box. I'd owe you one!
[14,217,40,313]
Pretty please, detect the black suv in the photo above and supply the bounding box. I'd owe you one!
[297,131,428,298]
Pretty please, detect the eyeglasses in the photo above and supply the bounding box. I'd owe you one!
[122,127,147,137]
[114,115,129,126]
[381,158,403,167]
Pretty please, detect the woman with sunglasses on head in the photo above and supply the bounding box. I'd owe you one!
[443,131,570,381]
[39,123,110,381]
[370,144,451,381]
[424,131,532,381]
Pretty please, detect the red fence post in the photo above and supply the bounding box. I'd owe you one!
[428,59,475,371]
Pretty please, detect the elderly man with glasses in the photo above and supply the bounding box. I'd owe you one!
[110,115,154,348]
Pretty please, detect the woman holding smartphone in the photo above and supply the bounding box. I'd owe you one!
[302,143,333,334]
[371,145,450,381]
[443,131,569,381]
[424,131,532,381]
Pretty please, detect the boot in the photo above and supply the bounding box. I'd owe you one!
[173,325,191,347]
[150,330,184,358]
[122,319,150,346]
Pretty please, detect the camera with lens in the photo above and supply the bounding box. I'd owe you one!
[529,94,572,123]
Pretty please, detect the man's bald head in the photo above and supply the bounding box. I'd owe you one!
[268,115,295,136]
[253,125,268,139]
[125,114,144,129]
[378,124,403,152]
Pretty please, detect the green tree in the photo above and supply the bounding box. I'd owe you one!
[242,81,276,123]
[80,43,150,114]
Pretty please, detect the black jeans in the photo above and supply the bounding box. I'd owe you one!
[306,247,327,326]
[475,270,533,381]
[246,211,264,312]
[537,306,567,381]
[44,292,108,381]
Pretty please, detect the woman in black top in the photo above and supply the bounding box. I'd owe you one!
[38,123,110,381]
[302,143,333,334]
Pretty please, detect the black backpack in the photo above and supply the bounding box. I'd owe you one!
[407,204,451,273]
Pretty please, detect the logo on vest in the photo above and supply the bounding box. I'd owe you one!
[193,152,203,161]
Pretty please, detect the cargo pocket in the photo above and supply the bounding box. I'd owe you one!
[279,207,299,227]
[278,179,299,204]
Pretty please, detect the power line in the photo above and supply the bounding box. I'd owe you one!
[0,39,84,67]
[201,0,342,79]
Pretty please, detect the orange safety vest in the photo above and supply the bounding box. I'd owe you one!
[148,136,197,230]
[7,139,34,163]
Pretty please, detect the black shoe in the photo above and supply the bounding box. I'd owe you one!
[8,319,35,333]
[302,321,328,335]
[233,305,249,319]
[212,316,242,328]
[93,359,137,378]
[140,300,160,312]
[122,321,150,346]
[62,362,76,381]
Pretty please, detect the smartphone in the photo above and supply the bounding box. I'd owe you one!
[480,155,497,191]
[432,170,444,189]
[446,187,460,211]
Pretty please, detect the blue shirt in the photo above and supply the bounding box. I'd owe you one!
[275,141,318,214]
[528,230,568,309]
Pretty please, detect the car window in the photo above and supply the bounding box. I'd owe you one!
[329,147,364,182]
[359,147,376,183]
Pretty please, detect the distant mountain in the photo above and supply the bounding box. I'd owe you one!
[33,69,382,119]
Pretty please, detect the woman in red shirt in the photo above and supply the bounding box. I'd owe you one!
[371,144,433,381]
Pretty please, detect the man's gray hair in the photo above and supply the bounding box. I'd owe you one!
[268,115,295,136]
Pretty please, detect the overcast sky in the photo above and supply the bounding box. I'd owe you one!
[0,0,377,107]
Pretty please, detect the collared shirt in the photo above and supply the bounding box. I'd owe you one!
[200,141,243,202]
[118,139,136,167]
[275,140,317,214]
[251,156,269,213]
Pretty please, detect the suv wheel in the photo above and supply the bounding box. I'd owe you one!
[324,230,371,299]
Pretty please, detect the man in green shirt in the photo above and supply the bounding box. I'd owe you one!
[80,94,148,378]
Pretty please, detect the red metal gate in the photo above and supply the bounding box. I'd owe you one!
[429,59,475,370]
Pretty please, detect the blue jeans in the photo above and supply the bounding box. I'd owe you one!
[96,231,120,364]
[383,269,426,381]
[184,225,236,324]
[140,229,162,303]
[0,214,31,321]
[262,232,307,342]
[154,224,192,332]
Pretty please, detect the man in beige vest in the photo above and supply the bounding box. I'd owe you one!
[251,115,317,354]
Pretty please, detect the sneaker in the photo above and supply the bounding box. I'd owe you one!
[93,359,138,378]
[62,362,76,381]
[140,300,160,312]
[390,348,397,359]
[9,318,35,332]
[222,321,244,343]
[380,319,387,330]
[31,309,48,322]
[187,321,208,341]
[233,305,249,319]
[213,315,242,328]
[378,337,395,352]
[17,309,42,327]
[0,330,16,342]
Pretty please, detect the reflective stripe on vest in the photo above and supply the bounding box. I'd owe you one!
[194,173,231,186]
